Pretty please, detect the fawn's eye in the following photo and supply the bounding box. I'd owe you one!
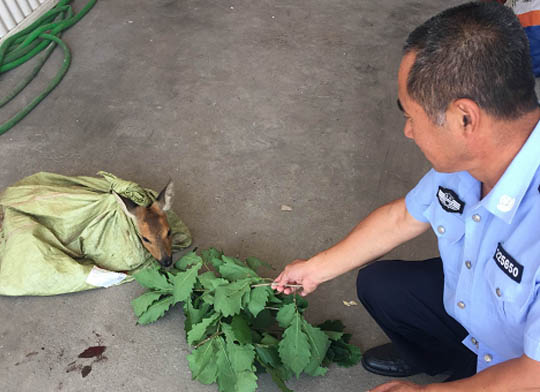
[142,236,151,243]
[167,229,172,237]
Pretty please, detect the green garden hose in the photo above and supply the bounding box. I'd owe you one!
[0,0,96,136]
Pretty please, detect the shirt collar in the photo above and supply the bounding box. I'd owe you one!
[480,120,540,224]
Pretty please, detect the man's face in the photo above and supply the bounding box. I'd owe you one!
[397,52,470,172]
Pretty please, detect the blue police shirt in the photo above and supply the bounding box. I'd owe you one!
[405,121,540,373]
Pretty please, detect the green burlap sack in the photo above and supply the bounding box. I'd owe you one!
[0,172,192,296]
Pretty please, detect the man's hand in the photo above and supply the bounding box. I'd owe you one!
[369,380,426,392]
[272,258,321,296]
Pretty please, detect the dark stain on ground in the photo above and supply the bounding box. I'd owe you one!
[81,365,92,378]
[78,346,106,358]
[67,346,108,378]
[15,351,39,366]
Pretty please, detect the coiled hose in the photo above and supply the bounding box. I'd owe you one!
[0,0,96,136]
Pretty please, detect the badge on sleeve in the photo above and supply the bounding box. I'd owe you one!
[493,243,523,283]
[437,186,465,214]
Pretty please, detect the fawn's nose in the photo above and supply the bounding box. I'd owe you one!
[160,256,172,268]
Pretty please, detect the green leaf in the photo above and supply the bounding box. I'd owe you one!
[255,345,281,369]
[260,363,293,392]
[233,371,258,392]
[183,298,211,333]
[214,279,252,317]
[302,320,330,376]
[247,286,270,318]
[215,337,258,392]
[219,261,258,281]
[323,330,344,341]
[324,339,363,368]
[335,342,363,368]
[222,255,246,267]
[260,333,279,346]
[172,262,202,303]
[198,271,228,290]
[131,291,162,317]
[306,366,328,376]
[175,251,203,270]
[201,248,224,268]
[188,338,219,384]
[221,323,237,344]
[325,341,349,363]
[201,291,215,305]
[231,315,253,344]
[318,320,346,342]
[187,313,220,345]
[318,319,345,333]
[278,312,311,378]
[342,332,353,344]
[228,341,256,371]
[276,303,296,328]
[137,295,175,325]
[134,266,172,291]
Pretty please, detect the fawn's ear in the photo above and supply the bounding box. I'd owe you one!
[156,180,174,211]
[113,191,138,220]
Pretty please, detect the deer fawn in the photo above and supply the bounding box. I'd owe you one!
[115,181,174,267]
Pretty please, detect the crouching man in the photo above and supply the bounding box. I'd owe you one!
[273,2,540,391]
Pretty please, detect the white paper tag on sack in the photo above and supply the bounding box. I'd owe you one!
[86,266,127,288]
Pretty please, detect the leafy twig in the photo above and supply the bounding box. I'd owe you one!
[131,248,362,392]
[250,283,302,288]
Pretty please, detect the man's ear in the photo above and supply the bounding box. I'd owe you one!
[113,191,138,220]
[156,180,174,211]
[451,98,480,135]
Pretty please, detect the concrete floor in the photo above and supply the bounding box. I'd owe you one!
[0,0,466,391]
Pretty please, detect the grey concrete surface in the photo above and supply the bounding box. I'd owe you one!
[0,0,464,391]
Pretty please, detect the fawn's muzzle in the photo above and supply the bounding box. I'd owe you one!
[160,256,173,268]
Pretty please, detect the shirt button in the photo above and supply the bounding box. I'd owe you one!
[484,354,493,363]
[471,337,478,345]
[437,225,446,234]
[465,260,472,269]
[472,214,481,222]
[496,288,502,297]
[458,301,466,309]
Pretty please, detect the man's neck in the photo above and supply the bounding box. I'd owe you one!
[468,108,540,199]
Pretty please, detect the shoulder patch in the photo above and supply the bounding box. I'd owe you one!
[437,186,465,214]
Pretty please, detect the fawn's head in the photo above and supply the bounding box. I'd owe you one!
[115,181,174,267]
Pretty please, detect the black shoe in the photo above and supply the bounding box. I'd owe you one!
[361,343,419,377]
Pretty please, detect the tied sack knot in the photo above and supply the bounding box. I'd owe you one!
[97,171,153,207]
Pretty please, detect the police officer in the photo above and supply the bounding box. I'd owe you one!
[273,2,540,391]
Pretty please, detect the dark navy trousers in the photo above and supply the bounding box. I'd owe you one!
[356,258,477,381]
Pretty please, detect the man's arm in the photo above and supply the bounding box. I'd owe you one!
[425,354,540,392]
[370,355,540,392]
[273,197,430,295]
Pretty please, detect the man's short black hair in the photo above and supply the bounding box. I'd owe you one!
[404,2,538,125]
